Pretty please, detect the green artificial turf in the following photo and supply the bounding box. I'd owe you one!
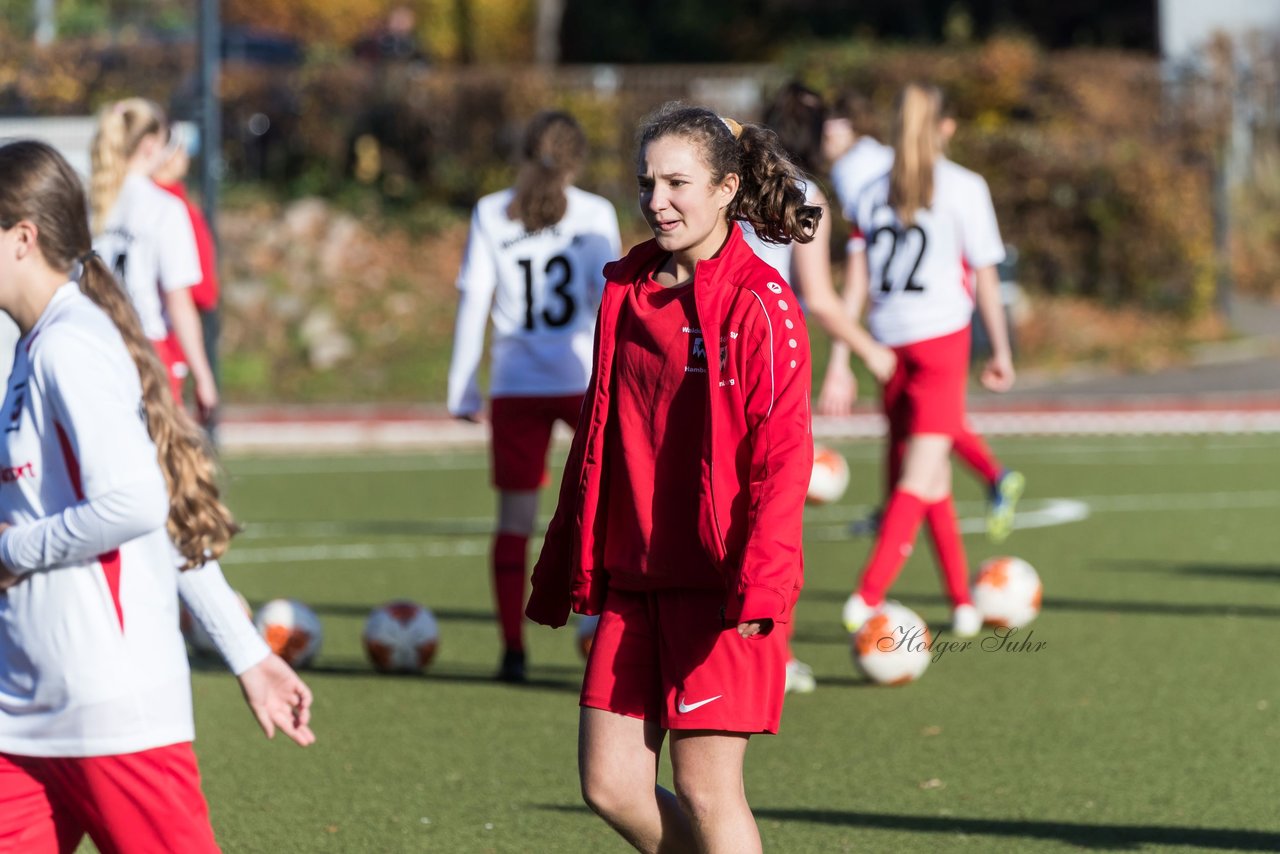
[83,435,1280,852]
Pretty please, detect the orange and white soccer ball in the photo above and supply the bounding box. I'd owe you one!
[362,601,440,673]
[180,590,253,658]
[972,557,1042,628]
[807,444,850,505]
[254,598,323,668]
[851,602,931,685]
[575,614,600,660]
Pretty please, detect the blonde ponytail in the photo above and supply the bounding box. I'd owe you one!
[90,98,166,235]
[77,257,238,567]
[888,84,944,226]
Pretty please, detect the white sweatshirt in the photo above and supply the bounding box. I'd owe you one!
[0,283,266,758]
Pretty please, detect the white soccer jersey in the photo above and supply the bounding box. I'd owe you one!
[0,284,264,758]
[851,158,1005,347]
[93,173,201,342]
[447,186,621,415]
[739,179,823,296]
[831,136,893,223]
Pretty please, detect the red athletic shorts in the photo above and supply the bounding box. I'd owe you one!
[0,742,220,854]
[883,326,971,438]
[489,394,584,491]
[581,587,788,734]
[152,334,190,406]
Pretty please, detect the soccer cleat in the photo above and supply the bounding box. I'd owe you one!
[847,506,883,537]
[986,470,1025,543]
[496,649,527,683]
[785,658,817,694]
[842,593,876,634]
[951,604,982,639]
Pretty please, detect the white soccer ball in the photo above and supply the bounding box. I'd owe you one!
[972,557,1042,629]
[851,601,931,685]
[180,590,252,658]
[575,614,600,660]
[362,601,440,673]
[254,598,323,668]
[807,444,850,505]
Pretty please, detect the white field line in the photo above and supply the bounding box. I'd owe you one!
[217,409,1280,454]
[225,491,1280,565]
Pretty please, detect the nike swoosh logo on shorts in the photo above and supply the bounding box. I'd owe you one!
[677,695,722,714]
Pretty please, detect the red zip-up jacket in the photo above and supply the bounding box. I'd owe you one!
[526,226,813,630]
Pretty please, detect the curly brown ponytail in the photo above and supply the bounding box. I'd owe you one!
[636,102,822,246]
[0,139,237,569]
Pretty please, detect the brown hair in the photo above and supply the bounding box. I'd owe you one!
[89,98,166,235]
[830,90,880,139]
[0,140,236,569]
[506,111,588,231]
[762,81,827,175]
[637,102,822,245]
[888,83,946,226]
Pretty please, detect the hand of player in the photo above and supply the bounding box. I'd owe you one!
[981,353,1016,393]
[865,344,898,385]
[237,653,316,747]
[817,366,857,417]
[737,619,772,638]
[194,374,219,425]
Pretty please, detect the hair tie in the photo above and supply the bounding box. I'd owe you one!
[720,116,744,141]
[78,250,98,266]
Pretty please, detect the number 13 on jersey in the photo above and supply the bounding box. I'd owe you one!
[518,255,576,331]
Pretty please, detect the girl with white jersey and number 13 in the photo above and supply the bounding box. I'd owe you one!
[840,84,1016,640]
[90,98,219,424]
[0,140,313,854]
[447,111,621,682]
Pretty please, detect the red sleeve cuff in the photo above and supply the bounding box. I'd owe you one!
[739,585,788,626]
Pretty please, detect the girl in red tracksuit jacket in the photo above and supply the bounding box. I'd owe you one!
[526,103,817,854]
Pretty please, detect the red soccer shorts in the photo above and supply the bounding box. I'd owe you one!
[152,334,190,406]
[581,587,788,734]
[883,326,971,439]
[489,394,584,491]
[0,742,220,854]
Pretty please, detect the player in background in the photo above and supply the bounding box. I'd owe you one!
[739,82,890,695]
[0,140,313,853]
[839,84,1017,639]
[527,104,814,854]
[90,98,218,424]
[152,121,223,442]
[447,111,621,682]
[824,89,1024,542]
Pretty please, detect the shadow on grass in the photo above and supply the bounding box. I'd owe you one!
[799,586,1280,622]
[1104,559,1280,584]
[190,656,581,692]
[241,519,493,537]
[306,603,495,623]
[749,809,1280,851]
[531,803,1280,850]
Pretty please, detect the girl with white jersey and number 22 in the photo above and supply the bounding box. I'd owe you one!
[839,84,1016,640]
[0,140,313,854]
[448,111,621,682]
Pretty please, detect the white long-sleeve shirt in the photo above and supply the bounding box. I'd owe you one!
[93,173,202,342]
[446,186,621,416]
[0,283,265,757]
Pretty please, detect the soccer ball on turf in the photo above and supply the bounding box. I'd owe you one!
[362,601,440,673]
[575,614,600,660]
[807,444,850,505]
[972,557,1042,629]
[254,599,323,668]
[852,602,931,685]
[180,590,253,658]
